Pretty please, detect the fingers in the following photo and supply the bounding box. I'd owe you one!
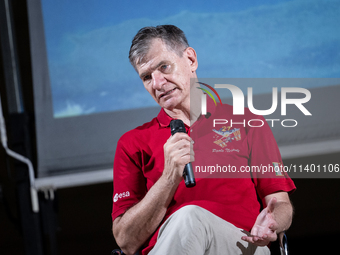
[241,235,269,247]
[241,233,277,247]
[166,133,192,161]
[243,219,278,246]
[242,197,279,247]
[169,132,191,141]
[163,133,194,182]
[241,234,266,245]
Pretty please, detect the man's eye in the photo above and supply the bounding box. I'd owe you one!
[143,75,151,81]
[160,64,170,72]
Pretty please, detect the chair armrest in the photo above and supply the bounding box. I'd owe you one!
[111,249,124,255]
[279,232,289,255]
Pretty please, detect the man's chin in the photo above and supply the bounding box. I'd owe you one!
[160,100,178,112]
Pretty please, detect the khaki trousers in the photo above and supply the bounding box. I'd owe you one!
[149,205,270,255]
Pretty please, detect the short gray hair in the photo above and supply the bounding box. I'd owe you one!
[129,25,189,70]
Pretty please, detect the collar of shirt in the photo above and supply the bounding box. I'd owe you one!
[156,108,173,128]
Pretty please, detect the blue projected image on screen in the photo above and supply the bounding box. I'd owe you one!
[41,0,340,118]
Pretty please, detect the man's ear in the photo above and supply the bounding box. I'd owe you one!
[184,47,198,73]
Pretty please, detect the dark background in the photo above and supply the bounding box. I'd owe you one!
[1,0,339,254]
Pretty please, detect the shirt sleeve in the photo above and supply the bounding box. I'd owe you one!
[247,115,296,201]
[111,132,147,221]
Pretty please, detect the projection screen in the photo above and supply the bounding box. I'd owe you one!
[27,0,340,188]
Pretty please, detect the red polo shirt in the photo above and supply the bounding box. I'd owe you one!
[112,101,296,255]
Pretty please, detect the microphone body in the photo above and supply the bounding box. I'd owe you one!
[170,119,196,188]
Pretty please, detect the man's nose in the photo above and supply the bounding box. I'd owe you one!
[152,71,166,89]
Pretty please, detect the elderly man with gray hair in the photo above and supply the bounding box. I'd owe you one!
[111,25,295,255]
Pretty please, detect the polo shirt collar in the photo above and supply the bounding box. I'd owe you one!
[157,108,173,127]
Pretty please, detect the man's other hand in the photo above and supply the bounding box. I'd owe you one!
[241,197,279,246]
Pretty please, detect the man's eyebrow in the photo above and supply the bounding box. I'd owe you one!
[139,61,169,79]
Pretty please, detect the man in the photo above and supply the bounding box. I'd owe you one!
[112,25,295,255]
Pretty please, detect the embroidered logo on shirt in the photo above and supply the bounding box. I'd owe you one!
[212,126,241,149]
[113,191,130,202]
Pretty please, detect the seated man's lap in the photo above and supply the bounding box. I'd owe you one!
[149,205,270,255]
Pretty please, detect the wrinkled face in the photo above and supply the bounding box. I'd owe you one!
[136,39,197,111]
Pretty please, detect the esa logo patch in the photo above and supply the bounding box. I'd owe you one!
[113,191,130,202]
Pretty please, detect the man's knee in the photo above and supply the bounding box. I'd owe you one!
[171,205,206,223]
[164,205,212,235]
[153,206,211,254]
[175,205,203,215]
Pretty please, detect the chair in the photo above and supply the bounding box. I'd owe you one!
[279,232,289,255]
[111,232,289,255]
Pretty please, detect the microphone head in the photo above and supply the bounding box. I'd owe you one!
[170,119,186,135]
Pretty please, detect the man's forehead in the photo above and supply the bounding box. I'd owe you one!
[137,39,177,75]
[141,39,170,61]
[137,57,157,77]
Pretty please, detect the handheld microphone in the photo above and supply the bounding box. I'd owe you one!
[170,119,196,188]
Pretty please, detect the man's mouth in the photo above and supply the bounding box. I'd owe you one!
[160,88,176,98]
